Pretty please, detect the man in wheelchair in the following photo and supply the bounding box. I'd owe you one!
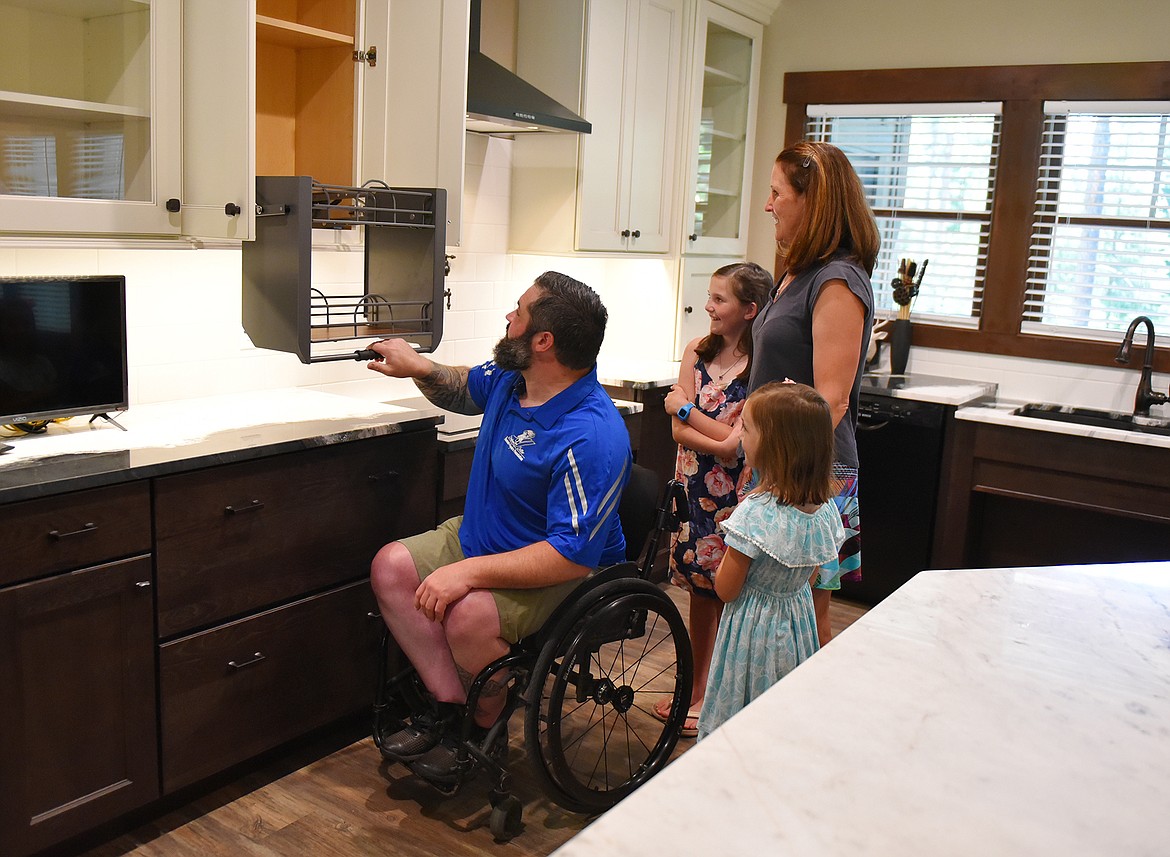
[365,271,632,784]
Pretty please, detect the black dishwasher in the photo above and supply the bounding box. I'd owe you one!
[838,391,948,605]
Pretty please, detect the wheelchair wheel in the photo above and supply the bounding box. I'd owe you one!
[524,580,692,813]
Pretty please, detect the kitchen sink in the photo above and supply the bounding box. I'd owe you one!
[1014,403,1170,437]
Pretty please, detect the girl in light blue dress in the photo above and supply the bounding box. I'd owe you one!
[698,382,846,739]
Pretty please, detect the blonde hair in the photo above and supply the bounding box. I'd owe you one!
[747,382,835,505]
[775,141,880,276]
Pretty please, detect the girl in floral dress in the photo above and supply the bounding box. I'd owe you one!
[657,262,772,737]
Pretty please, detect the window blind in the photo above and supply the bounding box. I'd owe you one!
[805,104,1001,324]
[1023,103,1170,340]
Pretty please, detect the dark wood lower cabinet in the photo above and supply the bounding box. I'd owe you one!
[933,419,1170,569]
[160,580,384,793]
[0,426,438,856]
[0,555,158,857]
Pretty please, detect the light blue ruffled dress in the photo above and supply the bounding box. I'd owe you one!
[698,491,846,739]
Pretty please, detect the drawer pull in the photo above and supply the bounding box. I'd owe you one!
[224,500,265,515]
[135,581,152,588]
[48,522,97,540]
[367,611,382,620]
[227,652,266,670]
[368,470,400,483]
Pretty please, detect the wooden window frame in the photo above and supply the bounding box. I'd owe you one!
[782,61,1170,373]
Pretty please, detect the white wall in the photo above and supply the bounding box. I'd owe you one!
[748,0,1170,411]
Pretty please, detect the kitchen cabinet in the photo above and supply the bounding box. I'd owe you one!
[237,0,467,244]
[0,422,438,853]
[510,0,684,255]
[674,254,734,358]
[0,483,157,857]
[1,0,467,242]
[680,1,762,256]
[934,419,1170,570]
[0,0,182,236]
[576,0,685,253]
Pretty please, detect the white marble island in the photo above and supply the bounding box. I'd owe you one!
[555,562,1170,856]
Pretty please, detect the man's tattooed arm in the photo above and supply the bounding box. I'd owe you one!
[416,362,480,414]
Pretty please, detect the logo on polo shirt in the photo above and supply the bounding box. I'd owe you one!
[506,429,536,460]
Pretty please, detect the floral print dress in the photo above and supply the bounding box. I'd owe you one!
[669,360,748,601]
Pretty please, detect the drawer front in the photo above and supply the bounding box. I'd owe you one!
[159,579,385,793]
[0,482,152,588]
[154,430,437,637]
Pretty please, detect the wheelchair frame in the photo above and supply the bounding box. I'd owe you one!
[372,473,693,840]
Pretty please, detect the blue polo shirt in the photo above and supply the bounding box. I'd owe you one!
[460,361,631,568]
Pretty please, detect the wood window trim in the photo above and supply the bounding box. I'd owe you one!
[780,61,1170,373]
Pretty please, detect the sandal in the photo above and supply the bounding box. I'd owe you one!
[652,699,702,739]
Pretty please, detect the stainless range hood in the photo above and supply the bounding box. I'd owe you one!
[465,0,591,135]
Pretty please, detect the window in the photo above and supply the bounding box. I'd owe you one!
[1025,103,1170,338]
[806,104,1000,324]
[783,62,1170,371]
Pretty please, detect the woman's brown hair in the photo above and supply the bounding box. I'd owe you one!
[747,382,835,506]
[775,141,880,276]
[694,261,772,382]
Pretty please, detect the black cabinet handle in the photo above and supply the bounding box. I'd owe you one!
[367,611,382,620]
[688,233,697,241]
[49,522,97,540]
[368,471,400,483]
[166,198,181,212]
[227,652,266,670]
[631,229,641,238]
[224,202,241,216]
[621,229,631,238]
[135,580,151,589]
[684,305,693,314]
[224,500,264,515]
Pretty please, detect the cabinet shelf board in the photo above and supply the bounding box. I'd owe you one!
[257,16,352,50]
[707,127,743,142]
[2,0,146,17]
[703,65,746,87]
[0,90,148,122]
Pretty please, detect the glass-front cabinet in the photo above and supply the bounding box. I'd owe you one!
[0,0,181,235]
[682,1,762,256]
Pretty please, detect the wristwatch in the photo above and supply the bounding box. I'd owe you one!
[677,402,696,421]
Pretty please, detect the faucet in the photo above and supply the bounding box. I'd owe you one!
[1115,315,1168,418]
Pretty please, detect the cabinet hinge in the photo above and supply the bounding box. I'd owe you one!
[354,45,377,67]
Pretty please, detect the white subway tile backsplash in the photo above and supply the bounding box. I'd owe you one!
[474,309,505,339]
[442,309,477,340]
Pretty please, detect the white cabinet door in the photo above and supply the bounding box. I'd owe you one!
[361,0,468,247]
[680,1,762,256]
[0,0,181,236]
[675,254,737,359]
[576,0,683,253]
[182,0,254,240]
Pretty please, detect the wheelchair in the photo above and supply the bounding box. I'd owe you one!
[372,465,693,840]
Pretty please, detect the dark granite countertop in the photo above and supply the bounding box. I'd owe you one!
[0,389,442,505]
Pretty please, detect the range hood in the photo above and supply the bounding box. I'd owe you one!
[465,0,591,135]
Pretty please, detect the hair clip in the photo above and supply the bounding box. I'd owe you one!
[801,156,812,168]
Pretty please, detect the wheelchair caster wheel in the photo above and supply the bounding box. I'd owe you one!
[490,795,523,841]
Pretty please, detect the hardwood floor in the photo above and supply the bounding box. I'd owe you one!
[72,594,868,857]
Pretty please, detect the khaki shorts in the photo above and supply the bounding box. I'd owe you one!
[398,517,583,643]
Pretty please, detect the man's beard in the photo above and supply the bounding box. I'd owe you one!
[493,331,534,370]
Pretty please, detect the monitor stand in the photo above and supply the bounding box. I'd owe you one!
[90,413,128,432]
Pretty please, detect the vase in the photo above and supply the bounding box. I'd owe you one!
[889,318,912,375]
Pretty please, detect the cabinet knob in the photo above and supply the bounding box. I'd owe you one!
[165,198,181,213]
[688,233,698,242]
[224,202,242,216]
[684,306,693,314]
[631,229,641,239]
[621,229,631,238]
